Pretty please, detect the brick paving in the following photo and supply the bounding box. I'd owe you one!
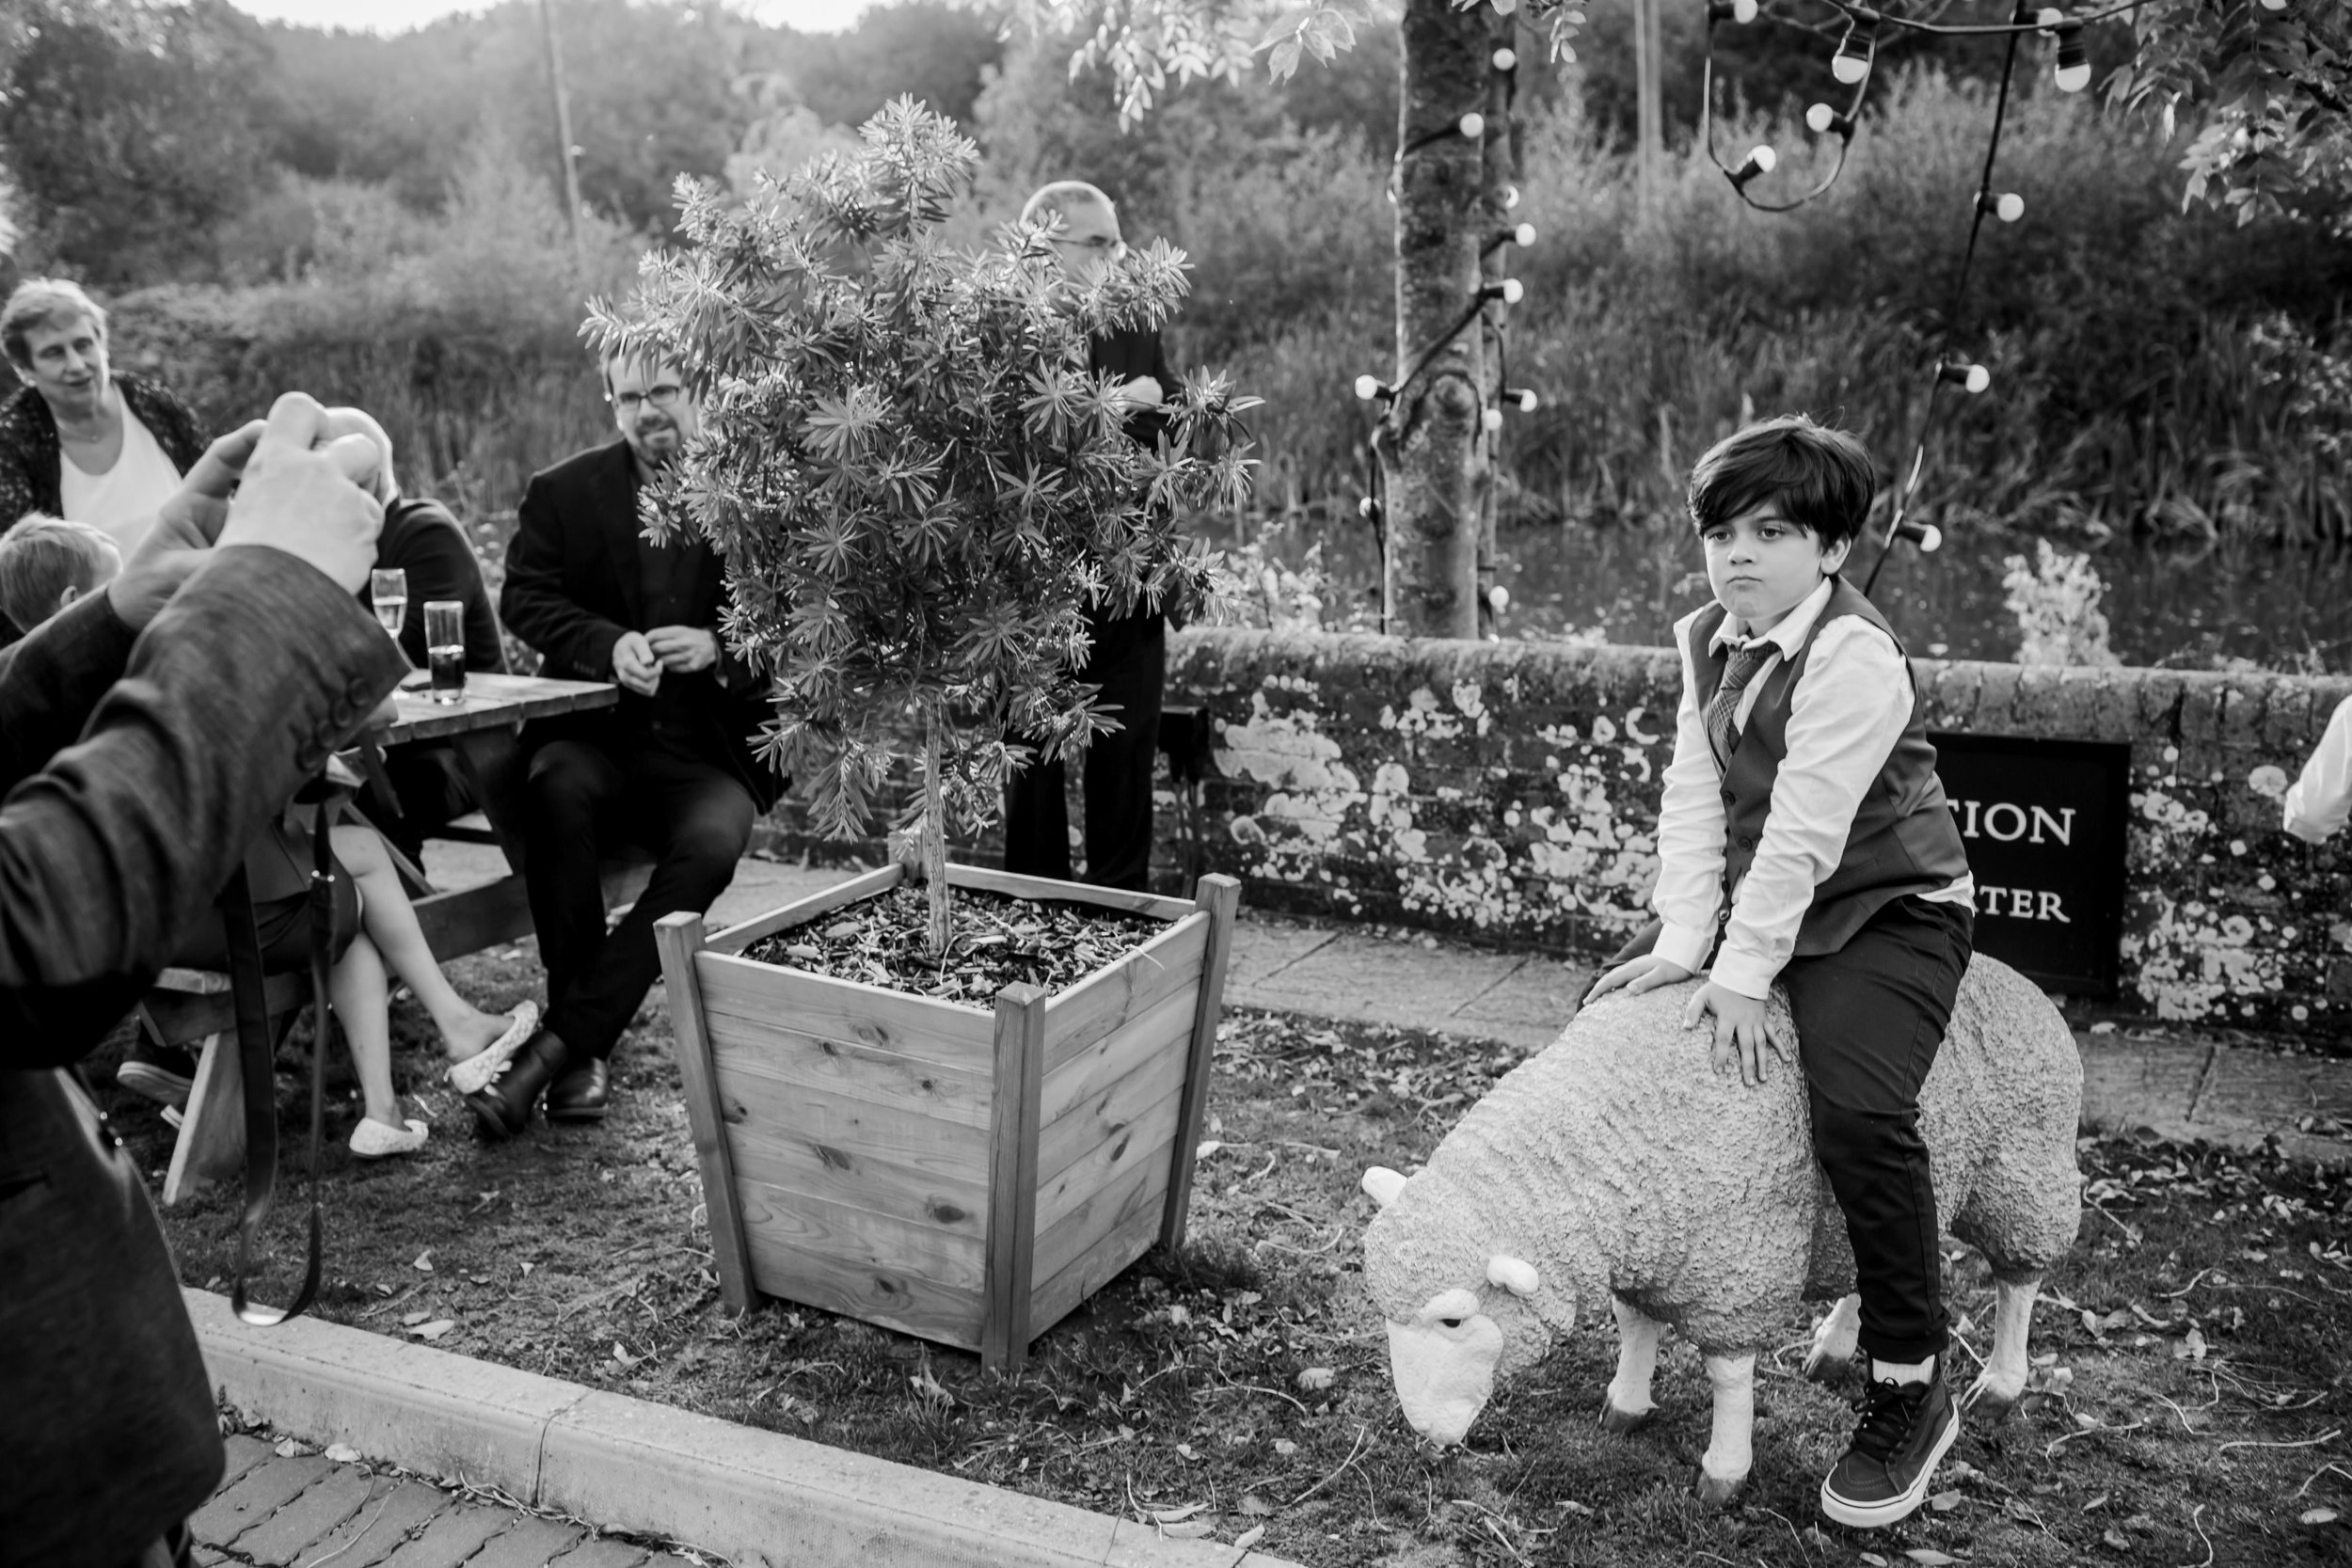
[191,1442,692,1568]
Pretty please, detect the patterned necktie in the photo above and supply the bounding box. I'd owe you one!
[1707,641,1778,768]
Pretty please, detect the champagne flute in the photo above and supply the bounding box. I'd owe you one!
[370,568,408,639]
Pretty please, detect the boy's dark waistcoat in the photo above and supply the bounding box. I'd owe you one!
[1690,576,1969,956]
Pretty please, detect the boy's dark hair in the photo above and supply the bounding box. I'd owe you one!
[1686,414,1876,552]
[0,513,114,632]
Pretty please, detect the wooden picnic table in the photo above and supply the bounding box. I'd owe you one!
[154,672,645,1202]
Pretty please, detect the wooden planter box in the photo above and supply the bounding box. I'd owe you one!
[654,865,1239,1373]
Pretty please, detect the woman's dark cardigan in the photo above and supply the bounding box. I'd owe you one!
[0,372,207,531]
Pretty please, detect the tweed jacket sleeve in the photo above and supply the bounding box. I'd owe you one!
[0,589,138,794]
[0,546,406,1061]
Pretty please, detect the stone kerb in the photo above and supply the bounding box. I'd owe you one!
[1158,628,2352,1035]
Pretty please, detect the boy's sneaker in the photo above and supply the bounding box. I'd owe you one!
[1820,1359,1960,1528]
[116,1037,201,1109]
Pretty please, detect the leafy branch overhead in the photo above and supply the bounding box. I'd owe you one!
[585,97,1254,922]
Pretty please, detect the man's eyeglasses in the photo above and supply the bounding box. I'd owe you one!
[610,384,683,413]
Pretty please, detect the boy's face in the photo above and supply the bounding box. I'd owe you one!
[1701,500,1851,631]
[1042,198,1125,285]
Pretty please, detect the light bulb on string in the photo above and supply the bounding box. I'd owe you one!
[1806,103,1856,139]
[1708,0,1759,22]
[1487,585,1511,614]
[1832,15,1876,86]
[2053,26,2090,92]
[1508,388,1539,413]
[1512,222,1535,246]
[1894,518,1943,552]
[2258,0,2287,9]
[1978,190,2026,222]
[1503,185,1520,210]
[1492,46,1518,71]
[1729,145,1777,188]
[1359,497,1379,520]
[1459,112,1486,139]
[1482,277,1525,305]
[1938,359,1992,395]
[1355,373,1392,402]
[1482,407,1503,434]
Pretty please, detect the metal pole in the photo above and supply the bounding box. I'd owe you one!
[538,0,586,266]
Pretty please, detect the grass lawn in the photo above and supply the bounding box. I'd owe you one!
[125,950,2351,1567]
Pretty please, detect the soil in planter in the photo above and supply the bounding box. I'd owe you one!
[741,879,1167,1001]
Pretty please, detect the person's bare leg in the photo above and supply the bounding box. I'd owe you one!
[330,824,517,1062]
[328,930,404,1130]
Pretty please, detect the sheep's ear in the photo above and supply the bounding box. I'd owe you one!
[1361,1167,1407,1210]
[1486,1255,1540,1297]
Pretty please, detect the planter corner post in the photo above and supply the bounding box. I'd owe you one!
[656,911,755,1316]
[1160,873,1241,1257]
[981,980,1048,1374]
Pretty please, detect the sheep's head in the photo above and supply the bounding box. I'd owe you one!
[1361,1165,1564,1447]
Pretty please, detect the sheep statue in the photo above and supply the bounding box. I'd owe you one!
[1360,954,2081,1504]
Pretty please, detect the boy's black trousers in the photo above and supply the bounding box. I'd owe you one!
[1781,895,1975,1366]
[1003,608,1165,893]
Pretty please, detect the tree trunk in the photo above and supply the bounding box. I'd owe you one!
[1473,3,1518,641]
[922,709,951,957]
[1379,0,1489,640]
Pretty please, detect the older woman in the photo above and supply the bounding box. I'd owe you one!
[0,277,206,565]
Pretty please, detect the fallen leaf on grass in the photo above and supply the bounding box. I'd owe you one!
[1175,1442,1200,1460]
[1929,1490,1963,1512]
[1234,1525,1265,1551]
[910,1368,953,1408]
[401,1310,431,1326]
[2173,1325,2207,1361]
[1859,1555,1888,1567]
[1272,1439,1297,1457]
[2303,1508,2339,1526]
[1161,1520,1211,1539]
[274,1438,308,1458]
[1149,1504,1205,1525]
[2103,1529,2131,1550]
[409,1320,456,1341]
[2084,1493,2110,1512]
[411,1250,433,1273]
[518,1261,534,1276]
[325,1444,359,1464]
[1905,1552,1957,1566]
[1295,1367,1335,1392]
[1240,1494,1275,1516]
[612,1341,640,1368]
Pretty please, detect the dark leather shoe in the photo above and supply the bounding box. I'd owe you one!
[546,1057,610,1123]
[466,1028,569,1140]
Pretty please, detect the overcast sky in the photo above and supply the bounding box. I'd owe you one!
[226,1,872,34]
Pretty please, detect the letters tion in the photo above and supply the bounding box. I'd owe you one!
[1928,733,2131,994]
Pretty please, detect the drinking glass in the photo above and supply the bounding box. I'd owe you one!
[370,568,408,639]
[423,600,467,705]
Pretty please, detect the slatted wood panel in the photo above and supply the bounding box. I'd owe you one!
[707,1046,993,1214]
[725,1117,990,1239]
[697,951,992,1067]
[1037,984,1198,1135]
[1037,1085,1184,1236]
[1027,1193,1168,1340]
[701,1003,993,1131]
[1031,1141,1173,1307]
[1040,913,1208,1074]
[1034,991,1197,1183]
[707,863,905,955]
[734,1181,987,1350]
[946,863,1195,924]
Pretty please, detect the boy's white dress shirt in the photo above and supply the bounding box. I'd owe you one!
[1652,578,1977,1000]
[2283,693,2352,845]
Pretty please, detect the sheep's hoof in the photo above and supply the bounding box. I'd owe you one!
[1963,1377,2021,1419]
[1598,1399,1656,1436]
[1692,1468,1745,1508]
[1802,1347,1852,1385]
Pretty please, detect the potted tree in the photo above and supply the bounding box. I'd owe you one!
[610,101,1256,1371]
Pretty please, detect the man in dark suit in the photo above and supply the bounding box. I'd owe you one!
[1,396,403,1568]
[471,351,775,1135]
[1001,180,1181,894]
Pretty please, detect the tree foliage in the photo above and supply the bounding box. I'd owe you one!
[589,100,1254,947]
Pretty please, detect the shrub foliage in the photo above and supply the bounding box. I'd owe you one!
[590,99,1255,950]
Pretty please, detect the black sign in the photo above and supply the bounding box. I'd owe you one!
[1928,732,2132,995]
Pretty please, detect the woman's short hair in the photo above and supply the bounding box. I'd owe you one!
[0,513,118,631]
[2,278,107,373]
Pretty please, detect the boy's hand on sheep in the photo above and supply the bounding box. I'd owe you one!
[1684,980,1790,1087]
[1583,953,1692,1005]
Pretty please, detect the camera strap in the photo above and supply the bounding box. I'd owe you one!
[224,798,339,1327]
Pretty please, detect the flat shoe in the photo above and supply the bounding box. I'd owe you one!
[350,1117,430,1159]
[447,1001,542,1096]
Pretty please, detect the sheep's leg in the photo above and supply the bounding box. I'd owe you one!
[1963,1275,2039,1416]
[1600,1296,1665,1434]
[1693,1351,1756,1506]
[1804,1293,1861,1384]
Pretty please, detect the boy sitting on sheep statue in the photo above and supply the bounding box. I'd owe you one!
[1361,417,2081,1529]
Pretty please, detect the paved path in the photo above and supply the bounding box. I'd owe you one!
[193,1433,691,1568]
[425,845,2352,1164]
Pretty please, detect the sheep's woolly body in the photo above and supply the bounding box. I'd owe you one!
[1365,957,2081,1362]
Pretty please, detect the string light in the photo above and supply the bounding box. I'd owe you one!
[1359,496,1379,520]
[1728,144,1777,189]
[1502,185,1520,210]
[1355,374,1393,403]
[1938,359,1992,395]
[1892,519,1943,552]
[1460,112,1486,139]
[1707,0,1759,22]
[1806,103,1857,139]
[2052,24,2090,92]
[1832,12,1877,86]
[1506,388,1539,413]
[1978,190,2026,222]
[1492,46,1517,71]
[1482,407,1503,433]
[1481,277,1525,305]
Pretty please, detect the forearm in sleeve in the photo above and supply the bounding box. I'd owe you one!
[2284,694,2352,845]
[0,591,137,795]
[0,547,407,1063]
[1651,635,1729,974]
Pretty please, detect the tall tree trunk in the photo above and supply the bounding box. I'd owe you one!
[922,708,950,957]
[1474,2,1518,641]
[1379,0,1488,640]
